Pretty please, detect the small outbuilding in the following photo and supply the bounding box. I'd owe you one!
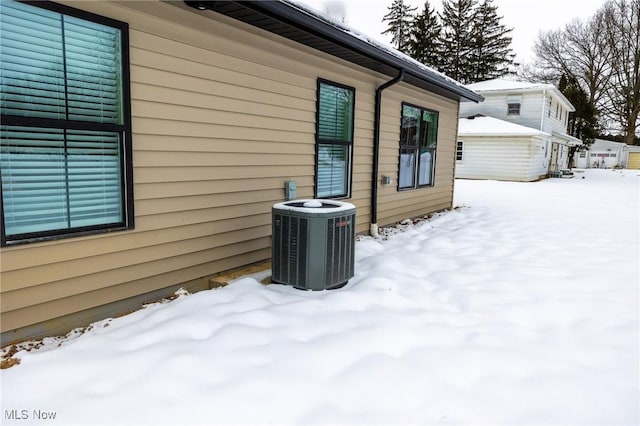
[574,139,640,169]
[456,115,552,182]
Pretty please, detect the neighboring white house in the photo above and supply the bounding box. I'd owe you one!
[458,79,582,180]
[574,139,640,169]
[575,139,624,169]
[456,115,552,182]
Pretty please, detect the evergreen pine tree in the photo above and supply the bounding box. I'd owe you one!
[469,0,515,82]
[558,73,599,167]
[439,0,477,83]
[382,0,417,54]
[408,1,443,68]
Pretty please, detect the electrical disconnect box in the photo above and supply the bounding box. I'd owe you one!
[284,180,297,200]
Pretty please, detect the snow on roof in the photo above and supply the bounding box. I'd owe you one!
[458,115,549,137]
[465,78,555,92]
[465,78,575,112]
[590,139,627,150]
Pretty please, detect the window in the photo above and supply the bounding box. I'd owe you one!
[506,95,521,116]
[315,80,354,198]
[507,103,521,115]
[399,103,438,189]
[456,141,464,161]
[579,151,586,158]
[0,0,132,245]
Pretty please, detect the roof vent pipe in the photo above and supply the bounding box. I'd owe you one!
[371,69,405,236]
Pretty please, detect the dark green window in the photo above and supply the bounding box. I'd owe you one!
[316,80,354,199]
[0,0,132,245]
[399,103,438,189]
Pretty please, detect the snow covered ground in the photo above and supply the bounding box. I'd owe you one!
[2,169,639,426]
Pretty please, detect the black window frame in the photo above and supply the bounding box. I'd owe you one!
[398,102,439,190]
[314,78,355,199]
[0,0,134,246]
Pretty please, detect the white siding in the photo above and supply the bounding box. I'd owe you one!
[541,93,572,136]
[460,90,571,136]
[460,91,544,130]
[529,137,551,179]
[455,136,547,182]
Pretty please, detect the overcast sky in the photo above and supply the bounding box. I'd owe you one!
[299,0,608,64]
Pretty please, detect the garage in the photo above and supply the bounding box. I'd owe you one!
[627,152,640,169]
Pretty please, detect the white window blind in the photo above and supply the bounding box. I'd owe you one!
[0,0,128,243]
[316,81,354,198]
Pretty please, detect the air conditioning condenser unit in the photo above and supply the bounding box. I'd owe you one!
[271,199,356,290]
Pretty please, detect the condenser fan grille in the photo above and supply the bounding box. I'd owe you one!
[271,199,355,290]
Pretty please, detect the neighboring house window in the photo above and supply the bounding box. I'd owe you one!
[548,98,552,117]
[456,141,464,161]
[0,0,133,245]
[399,103,438,189]
[507,103,521,115]
[315,79,354,198]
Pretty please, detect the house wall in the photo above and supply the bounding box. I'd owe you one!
[455,136,546,182]
[0,0,459,342]
[574,140,629,168]
[459,90,570,136]
[529,137,552,179]
[540,94,572,136]
[377,88,459,225]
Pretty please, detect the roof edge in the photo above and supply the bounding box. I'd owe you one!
[469,83,574,112]
[184,0,483,103]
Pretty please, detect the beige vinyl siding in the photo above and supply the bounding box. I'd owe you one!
[376,86,459,225]
[0,0,373,335]
[0,0,460,338]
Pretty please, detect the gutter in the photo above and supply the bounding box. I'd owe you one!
[183,1,482,103]
[540,89,547,131]
[370,69,405,237]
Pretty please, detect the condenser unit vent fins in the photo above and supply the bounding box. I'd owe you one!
[271,199,356,290]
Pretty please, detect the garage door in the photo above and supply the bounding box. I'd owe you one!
[628,152,640,169]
